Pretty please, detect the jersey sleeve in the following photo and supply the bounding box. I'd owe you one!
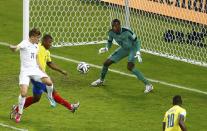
[180,109,187,120]
[46,51,52,62]
[128,31,137,41]
[17,40,27,49]
[128,31,141,51]
[163,112,167,122]
[106,30,113,49]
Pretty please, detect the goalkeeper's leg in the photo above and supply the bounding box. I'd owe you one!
[91,59,114,86]
[127,52,150,85]
[99,48,126,81]
[91,48,127,87]
[100,47,128,80]
[127,62,153,93]
[100,59,114,80]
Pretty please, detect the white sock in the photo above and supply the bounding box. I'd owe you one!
[46,84,53,99]
[18,95,26,114]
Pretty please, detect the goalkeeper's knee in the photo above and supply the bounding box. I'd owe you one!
[127,62,134,71]
[103,59,113,67]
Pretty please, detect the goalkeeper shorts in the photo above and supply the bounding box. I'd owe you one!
[108,47,136,63]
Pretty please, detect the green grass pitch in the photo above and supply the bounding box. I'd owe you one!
[0,0,207,131]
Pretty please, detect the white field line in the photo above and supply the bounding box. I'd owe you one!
[0,123,28,131]
[1,41,207,96]
[51,54,207,95]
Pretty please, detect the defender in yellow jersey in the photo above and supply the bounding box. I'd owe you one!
[37,42,51,71]
[10,35,80,120]
[163,95,187,131]
[37,36,67,74]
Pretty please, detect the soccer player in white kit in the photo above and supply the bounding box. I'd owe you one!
[10,28,56,123]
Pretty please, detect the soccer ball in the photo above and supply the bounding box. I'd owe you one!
[77,62,90,74]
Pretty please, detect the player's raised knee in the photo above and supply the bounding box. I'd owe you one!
[127,62,134,71]
[103,59,113,67]
[42,77,53,86]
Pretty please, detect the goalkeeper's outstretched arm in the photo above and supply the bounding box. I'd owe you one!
[106,31,113,49]
[128,32,142,62]
[99,31,113,54]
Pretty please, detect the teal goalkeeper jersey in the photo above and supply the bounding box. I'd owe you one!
[106,27,141,51]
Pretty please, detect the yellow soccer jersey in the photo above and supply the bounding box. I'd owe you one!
[37,43,52,71]
[163,105,186,131]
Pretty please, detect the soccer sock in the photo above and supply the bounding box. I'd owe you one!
[15,96,34,112]
[132,68,150,85]
[46,84,54,98]
[53,92,72,110]
[24,96,35,109]
[18,95,26,114]
[100,65,108,81]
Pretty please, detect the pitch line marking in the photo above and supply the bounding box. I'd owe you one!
[51,54,207,95]
[0,41,206,95]
[0,122,28,131]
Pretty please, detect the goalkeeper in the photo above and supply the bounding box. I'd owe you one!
[91,19,153,93]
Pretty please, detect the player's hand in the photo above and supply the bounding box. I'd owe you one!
[98,47,108,54]
[9,45,16,52]
[134,51,142,63]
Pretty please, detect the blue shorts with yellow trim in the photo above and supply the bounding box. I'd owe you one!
[31,79,47,95]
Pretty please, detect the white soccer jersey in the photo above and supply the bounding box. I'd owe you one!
[18,40,39,72]
[18,40,49,85]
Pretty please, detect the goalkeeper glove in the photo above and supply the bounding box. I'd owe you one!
[134,51,142,63]
[98,47,108,54]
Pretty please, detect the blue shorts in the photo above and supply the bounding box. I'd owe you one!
[31,79,47,95]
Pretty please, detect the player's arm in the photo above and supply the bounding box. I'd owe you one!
[162,113,167,131]
[47,62,67,76]
[106,31,113,49]
[129,32,141,51]
[9,40,27,52]
[99,31,113,54]
[128,31,142,62]
[162,122,166,131]
[179,114,187,131]
[9,44,21,52]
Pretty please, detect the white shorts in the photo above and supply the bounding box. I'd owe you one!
[19,69,48,86]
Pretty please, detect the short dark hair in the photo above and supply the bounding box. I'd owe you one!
[29,28,41,37]
[42,34,53,41]
[173,95,182,105]
[111,19,121,26]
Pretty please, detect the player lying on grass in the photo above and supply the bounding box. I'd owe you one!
[10,34,80,121]
[91,19,153,93]
[163,95,187,131]
[9,28,56,123]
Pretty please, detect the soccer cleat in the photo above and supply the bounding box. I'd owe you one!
[10,105,18,119]
[144,84,153,93]
[91,79,104,87]
[47,96,56,107]
[71,102,80,113]
[15,113,22,123]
